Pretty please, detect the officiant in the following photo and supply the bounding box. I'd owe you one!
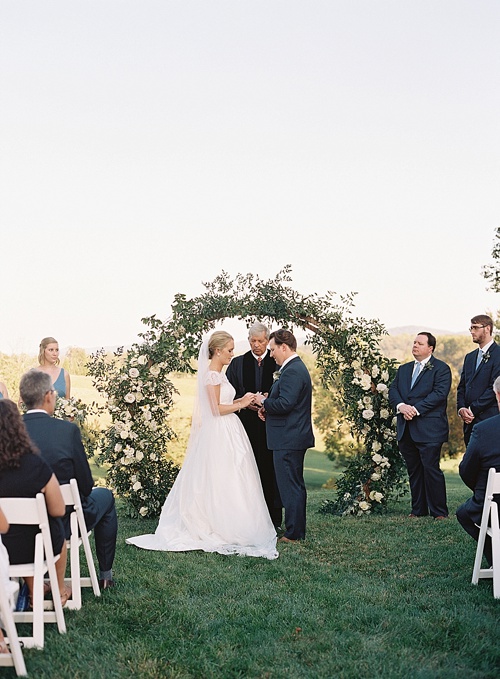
[226,322,283,529]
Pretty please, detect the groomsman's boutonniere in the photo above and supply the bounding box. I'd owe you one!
[422,362,434,373]
[272,371,281,382]
[483,352,491,364]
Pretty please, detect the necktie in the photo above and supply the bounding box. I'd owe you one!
[411,362,421,387]
[475,350,483,370]
[257,357,262,367]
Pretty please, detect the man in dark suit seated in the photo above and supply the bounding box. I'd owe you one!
[457,375,500,566]
[457,314,500,445]
[20,369,117,589]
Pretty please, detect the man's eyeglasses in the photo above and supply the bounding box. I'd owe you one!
[469,325,488,331]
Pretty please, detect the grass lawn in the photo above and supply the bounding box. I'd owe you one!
[11,469,500,679]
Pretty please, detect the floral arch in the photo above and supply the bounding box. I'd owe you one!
[88,267,406,518]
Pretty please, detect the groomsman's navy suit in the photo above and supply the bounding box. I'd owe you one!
[456,414,500,566]
[457,342,500,444]
[389,355,451,517]
[263,356,314,540]
[23,411,118,580]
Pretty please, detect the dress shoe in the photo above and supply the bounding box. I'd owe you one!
[434,515,448,520]
[278,536,299,544]
[99,579,115,590]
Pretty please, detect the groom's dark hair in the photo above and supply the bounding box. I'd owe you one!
[270,329,297,351]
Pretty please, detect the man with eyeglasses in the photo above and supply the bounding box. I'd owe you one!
[457,315,500,444]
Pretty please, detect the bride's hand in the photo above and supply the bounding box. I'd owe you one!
[239,392,255,409]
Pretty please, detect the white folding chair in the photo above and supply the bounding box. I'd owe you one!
[0,578,27,676]
[471,467,500,598]
[0,493,66,648]
[60,479,100,610]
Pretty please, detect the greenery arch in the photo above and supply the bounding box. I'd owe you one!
[88,267,406,517]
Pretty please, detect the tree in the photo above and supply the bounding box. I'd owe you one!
[482,226,500,292]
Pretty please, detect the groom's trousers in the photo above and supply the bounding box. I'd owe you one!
[273,449,307,540]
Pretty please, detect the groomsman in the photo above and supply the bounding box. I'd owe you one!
[388,332,451,519]
[254,329,314,542]
[457,315,500,445]
[226,322,282,528]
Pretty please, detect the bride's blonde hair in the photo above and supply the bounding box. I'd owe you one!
[208,331,233,358]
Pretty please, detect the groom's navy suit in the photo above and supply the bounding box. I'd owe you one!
[389,355,451,517]
[456,413,500,566]
[457,342,500,444]
[23,412,118,579]
[263,356,314,540]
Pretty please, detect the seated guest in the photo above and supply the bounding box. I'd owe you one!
[457,375,500,566]
[0,380,8,399]
[37,336,71,398]
[0,399,70,607]
[0,507,17,654]
[20,370,117,589]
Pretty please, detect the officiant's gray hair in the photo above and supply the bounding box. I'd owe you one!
[248,322,270,340]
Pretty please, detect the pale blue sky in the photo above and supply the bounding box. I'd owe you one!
[1,1,499,354]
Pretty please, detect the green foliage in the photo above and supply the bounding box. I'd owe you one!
[87,346,180,518]
[88,267,407,517]
[482,225,500,292]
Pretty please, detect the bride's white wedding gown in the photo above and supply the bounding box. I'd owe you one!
[126,370,278,560]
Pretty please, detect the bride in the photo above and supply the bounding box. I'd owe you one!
[126,331,278,560]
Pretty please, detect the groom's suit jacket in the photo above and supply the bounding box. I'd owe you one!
[457,342,500,430]
[388,355,451,443]
[264,356,314,451]
[459,413,500,525]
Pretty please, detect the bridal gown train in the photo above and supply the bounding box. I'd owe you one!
[126,370,278,560]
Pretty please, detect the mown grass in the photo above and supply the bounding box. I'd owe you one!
[8,470,500,679]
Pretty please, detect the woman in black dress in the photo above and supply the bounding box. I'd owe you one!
[0,399,70,606]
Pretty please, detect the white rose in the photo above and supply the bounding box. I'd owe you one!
[136,451,144,461]
[139,506,148,516]
[129,368,140,378]
[380,409,390,419]
[124,393,135,403]
[382,370,389,381]
[372,441,382,452]
[359,501,371,511]
[352,360,361,369]
[376,383,388,393]
[369,491,383,503]
[114,443,123,453]
[135,392,143,402]
[362,409,374,420]
[360,374,372,390]
[363,396,372,405]
[149,453,158,461]
[371,365,380,378]
[371,472,381,481]
[132,481,142,491]
[149,365,161,378]
[372,453,383,464]
[138,355,148,365]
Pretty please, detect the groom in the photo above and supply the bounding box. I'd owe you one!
[255,329,314,543]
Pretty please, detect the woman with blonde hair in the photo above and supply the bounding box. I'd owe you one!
[37,337,71,398]
[127,330,278,559]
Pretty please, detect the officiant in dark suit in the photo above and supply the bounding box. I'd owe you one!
[457,314,500,445]
[254,329,314,543]
[226,322,282,528]
[388,332,451,519]
[20,369,118,589]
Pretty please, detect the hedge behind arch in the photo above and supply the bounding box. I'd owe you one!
[89,267,406,517]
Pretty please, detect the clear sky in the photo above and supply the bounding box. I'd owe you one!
[1,1,499,355]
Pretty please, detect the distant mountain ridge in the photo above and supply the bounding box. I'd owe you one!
[387,326,468,337]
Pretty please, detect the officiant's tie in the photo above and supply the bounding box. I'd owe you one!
[257,357,262,368]
[475,350,483,371]
[411,362,422,388]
